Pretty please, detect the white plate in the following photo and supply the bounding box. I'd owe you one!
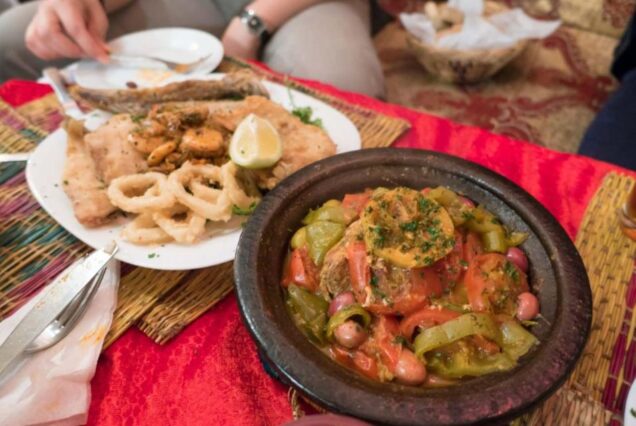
[74,28,224,89]
[26,76,361,270]
[626,382,636,425]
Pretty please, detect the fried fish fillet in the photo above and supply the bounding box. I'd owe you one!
[62,120,117,227]
[84,115,148,184]
[204,96,337,189]
[72,70,269,115]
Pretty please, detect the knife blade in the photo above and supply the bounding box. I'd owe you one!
[42,67,84,120]
[0,153,30,163]
[0,245,118,377]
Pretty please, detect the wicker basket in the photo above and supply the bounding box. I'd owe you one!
[406,2,529,84]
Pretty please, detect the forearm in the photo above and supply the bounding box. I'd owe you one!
[246,0,327,32]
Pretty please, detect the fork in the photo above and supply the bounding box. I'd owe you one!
[109,53,211,73]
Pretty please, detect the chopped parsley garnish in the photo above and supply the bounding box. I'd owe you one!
[147,253,157,259]
[370,275,379,286]
[130,114,146,123]
[462,210,475,221]
[393,336,409,347]
[400,221,418,232]
[504,261,520,283]
[292,106,323,128]
[459,260,469,267]
[232,202,258,216]
[630,408,636,418]
[417,197,433,212]
[372,225,386,246]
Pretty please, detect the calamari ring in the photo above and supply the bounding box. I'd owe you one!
[220,161,261,209]
[121,213,173,244]
[108,172,175,213]
[167,162,232,222]
[153,204,206,244]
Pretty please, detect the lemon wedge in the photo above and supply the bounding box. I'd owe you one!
[229,114,282,169]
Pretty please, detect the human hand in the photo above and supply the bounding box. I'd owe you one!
[221,18,260,61]
[26,0,109,62]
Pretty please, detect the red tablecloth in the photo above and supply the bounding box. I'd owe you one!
[0,75,632,425]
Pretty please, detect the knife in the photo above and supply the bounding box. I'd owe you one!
[42,67,84,120]
[0,245,118,377]
[0,153,30,163]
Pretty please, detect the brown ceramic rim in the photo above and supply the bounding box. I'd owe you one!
[235,148,591,425]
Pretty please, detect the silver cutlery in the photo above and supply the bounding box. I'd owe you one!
[109,53,210,74]
[0,153,30,163]
[42,67,84,119]
[0,244,118,378]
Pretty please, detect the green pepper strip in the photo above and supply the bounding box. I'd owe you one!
[286,285,329,346]
[414,313,503,359]
[423,318,538,379]
[482,227,507,253]
[291,227,307,249]
[500,319,538,360]
[325,304,372,341]
[303,202,347,225]
[426,350,517,379]
[306,221,345,265]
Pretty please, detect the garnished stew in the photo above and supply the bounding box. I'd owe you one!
[281,187,540,386]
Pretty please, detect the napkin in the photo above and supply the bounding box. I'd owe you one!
[0,260,120,426]
[400,0,560,50]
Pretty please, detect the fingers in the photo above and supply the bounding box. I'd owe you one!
[85,0,110,47]
[57,0,109,62]
[26,7,82,60]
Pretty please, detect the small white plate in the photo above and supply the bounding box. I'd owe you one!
[74,28,224,89]
[625,382,636,425]
[26,76,361,270]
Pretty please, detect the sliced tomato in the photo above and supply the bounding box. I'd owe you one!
[352,350,380,380]
[432,230,464,292]
[463,231,483,264]
[342,190,372,215]
[329,345,354,367]
[464,253,529,313]
[362,315,402,374]
[346,241,371,304]
[399,307,461,339]
[281,248,318,291]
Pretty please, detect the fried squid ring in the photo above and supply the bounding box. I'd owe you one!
[108,172,175,213]
[121,213,173,244]
[153,204,206,244]
[220,161,261,209]
[167,162,232,221]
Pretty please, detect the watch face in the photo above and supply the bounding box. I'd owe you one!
[249,17,260,31]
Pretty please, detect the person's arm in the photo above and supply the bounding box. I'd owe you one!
[222,0,327,60]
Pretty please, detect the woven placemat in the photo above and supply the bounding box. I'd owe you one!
[0,60,410,349]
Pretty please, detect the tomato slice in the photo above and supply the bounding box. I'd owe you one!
[346,241,371,304]
[342,190,372,215]
[361,315,402,374]
[399,307,461,339]
[352,350,380,380]
[281,248,318,291]
[463,231,483,264]
[432,230,464,292]
[464,253,529,313]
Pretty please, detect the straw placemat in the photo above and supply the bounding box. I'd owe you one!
[0,60,410,349]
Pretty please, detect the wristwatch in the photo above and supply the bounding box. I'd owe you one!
[239,9,271,45]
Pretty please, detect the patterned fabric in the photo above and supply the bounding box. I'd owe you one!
[1,77,635,424]
[375,22,620,152]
